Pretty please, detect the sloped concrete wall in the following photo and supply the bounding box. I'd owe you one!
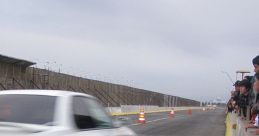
[0,61,200,107]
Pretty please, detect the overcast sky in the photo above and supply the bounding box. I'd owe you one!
[1,0,259,101]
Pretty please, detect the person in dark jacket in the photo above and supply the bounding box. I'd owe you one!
[239,79,251,119]
[247,56,259,120]
[253,55,259,103]
[253,55,259,73]
[227,92,235,113]
[254,73,259,92]
[245,103,259,131]
[232,81,241,114]
[247,73,259,134]
[233,81,241,104]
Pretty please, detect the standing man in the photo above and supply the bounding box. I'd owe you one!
[253,55,259,103]
[254,73,259,93]
[245,73,259,132]
[248,55,259,120]
[251,73,259,134]
[253,55,259,73]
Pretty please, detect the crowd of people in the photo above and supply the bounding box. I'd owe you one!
[227,55,259,133]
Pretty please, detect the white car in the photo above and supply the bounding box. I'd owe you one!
[0,90,136,136]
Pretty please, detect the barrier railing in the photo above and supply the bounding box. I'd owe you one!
[225,113,256,136]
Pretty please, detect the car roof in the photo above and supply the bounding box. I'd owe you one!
[0,90,94,98]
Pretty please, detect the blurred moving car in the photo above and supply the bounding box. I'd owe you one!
[0,90,136,136]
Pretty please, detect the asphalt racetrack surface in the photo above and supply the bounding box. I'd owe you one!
[121,108,226,136]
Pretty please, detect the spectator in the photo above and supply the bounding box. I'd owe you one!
[245,76,254,82]
[253,55,259,73]
[254,73,259,92]
[246,73,259,133]
[245,103,259,131]
[227,97,234,113]
[239,79,251,119]
[246,56,259,120]
[246,75,256,119]
[253,55,259,103]
[233,81,241,105]
[250,73,259,135]
[232,81,241,114]
[231,56,259,133]
[251,103,259,123]
[231,91,235,98]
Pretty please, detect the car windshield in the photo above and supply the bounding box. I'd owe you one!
[0,94,56,125]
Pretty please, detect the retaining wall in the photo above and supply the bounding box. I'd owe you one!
[0,60,200,107]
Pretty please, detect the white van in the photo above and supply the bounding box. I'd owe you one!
[0,90,136,136]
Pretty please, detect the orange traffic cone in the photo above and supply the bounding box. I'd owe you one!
[188,109,192,115]
[138,109,146,124]
[169,108,175,118]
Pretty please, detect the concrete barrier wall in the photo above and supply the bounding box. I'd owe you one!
[225,113,255,136]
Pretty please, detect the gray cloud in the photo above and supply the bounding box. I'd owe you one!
[1,0,259,101]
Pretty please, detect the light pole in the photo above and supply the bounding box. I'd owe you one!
[236,70,250,80]
[221,71,234,84]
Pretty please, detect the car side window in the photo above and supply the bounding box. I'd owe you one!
[85,99,113,128]
[72,96,113,130]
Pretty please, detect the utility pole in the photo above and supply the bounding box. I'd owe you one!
[236,70,250,80]
[221,71,234,84]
